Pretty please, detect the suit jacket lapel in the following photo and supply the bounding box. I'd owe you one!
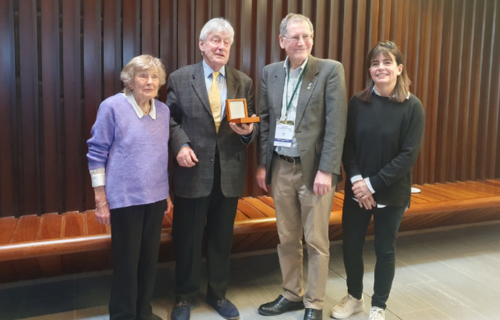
[225,66,240,120]
[295,56,319,126]
[191,62,212,116]
[226,66,239,100]
[271,63,286,119]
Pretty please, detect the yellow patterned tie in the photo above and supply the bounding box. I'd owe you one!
[208,72,221,133]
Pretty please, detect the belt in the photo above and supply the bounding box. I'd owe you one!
[274,152,301,164]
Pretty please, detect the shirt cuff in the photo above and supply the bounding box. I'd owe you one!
[351,175,363,183]
[90,167,106,187]
[365,178,376,194]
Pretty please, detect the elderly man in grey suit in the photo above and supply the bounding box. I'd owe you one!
[256,13,347,320]
[167,18,258,320]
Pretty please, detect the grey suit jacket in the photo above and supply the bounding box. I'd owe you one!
[258,56,347,190]
[168,62,258,198]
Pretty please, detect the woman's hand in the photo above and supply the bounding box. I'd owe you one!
[359,194,376,210]
[164,197,173,216]
[95,203,111,225]
[352,180,376,209]
[94,186,110,225]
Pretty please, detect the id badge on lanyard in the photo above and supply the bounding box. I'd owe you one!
[274,120,294,147]
[273,62,307,149]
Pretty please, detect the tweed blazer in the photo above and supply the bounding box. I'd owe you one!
[168,62,258,198]
[258,56,347,190]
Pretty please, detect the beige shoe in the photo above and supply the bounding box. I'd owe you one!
[368,307,385,320]
[331,294,364,319]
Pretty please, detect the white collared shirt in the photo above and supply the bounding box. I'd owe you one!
[275,56,309,157]
[122,92,157,119]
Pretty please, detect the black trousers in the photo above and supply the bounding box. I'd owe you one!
[341,196,406,309]
[172,155,238,302]
[109,200,166,320]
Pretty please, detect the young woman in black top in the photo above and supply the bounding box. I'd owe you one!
[331,41,425,320]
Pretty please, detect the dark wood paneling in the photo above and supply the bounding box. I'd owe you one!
[41,0,62,214]
[141,0,159,55]
[159,0,177,102]
[2,0,500,217]
[0,0,18,217]
[18,0,41,215]
[123,0,140,66]
[176,0,194,67]
[103,0,122,99]
[62,0,83,213]
[83,0,102,210]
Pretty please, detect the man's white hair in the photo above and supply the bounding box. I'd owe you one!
[199,18,235,45]
[279,13,314,36]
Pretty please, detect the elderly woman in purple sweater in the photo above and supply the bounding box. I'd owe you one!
[87,54,172,320]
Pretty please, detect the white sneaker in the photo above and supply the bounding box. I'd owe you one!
[331,294,364,319]
[368,306,385,320]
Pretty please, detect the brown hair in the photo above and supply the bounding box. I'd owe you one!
[359,41,411,103]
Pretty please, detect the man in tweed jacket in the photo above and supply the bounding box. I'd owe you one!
[167,18,258,320]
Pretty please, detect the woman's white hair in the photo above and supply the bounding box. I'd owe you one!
[199,18,235,45]
[120,54,166,95]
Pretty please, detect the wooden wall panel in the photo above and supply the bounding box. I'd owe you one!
[0,0,19,217]
[435,0,453,183]
[491,2,500,178]
[477,0,495,180]
[82,0,102,210]
[103,0,122,99]
[2,0,500,217]
[18,0,41,215]
[62,0,84,213]
[123,0,140,66]
[41,0,63,214]
[159,0,177,102]
[142,0,159,56]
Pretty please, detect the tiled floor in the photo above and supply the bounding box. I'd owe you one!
[1,222,500,320]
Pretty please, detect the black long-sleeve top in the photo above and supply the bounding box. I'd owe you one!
[343,92,425,207]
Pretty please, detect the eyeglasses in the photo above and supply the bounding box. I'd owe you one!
[282,34,313,43]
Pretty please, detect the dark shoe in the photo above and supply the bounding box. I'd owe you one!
[303,308,322,320]
[258,295,305,316]
[171,301,190,320]
[147,314,163,320]
[206,298,240,320]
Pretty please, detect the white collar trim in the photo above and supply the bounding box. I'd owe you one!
[123,92,156,119]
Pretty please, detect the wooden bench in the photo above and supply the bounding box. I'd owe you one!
[1,180,500,283]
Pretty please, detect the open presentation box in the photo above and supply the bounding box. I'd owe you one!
[226,98,260,124]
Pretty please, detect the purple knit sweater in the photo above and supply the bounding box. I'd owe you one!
[87,93,170,209]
